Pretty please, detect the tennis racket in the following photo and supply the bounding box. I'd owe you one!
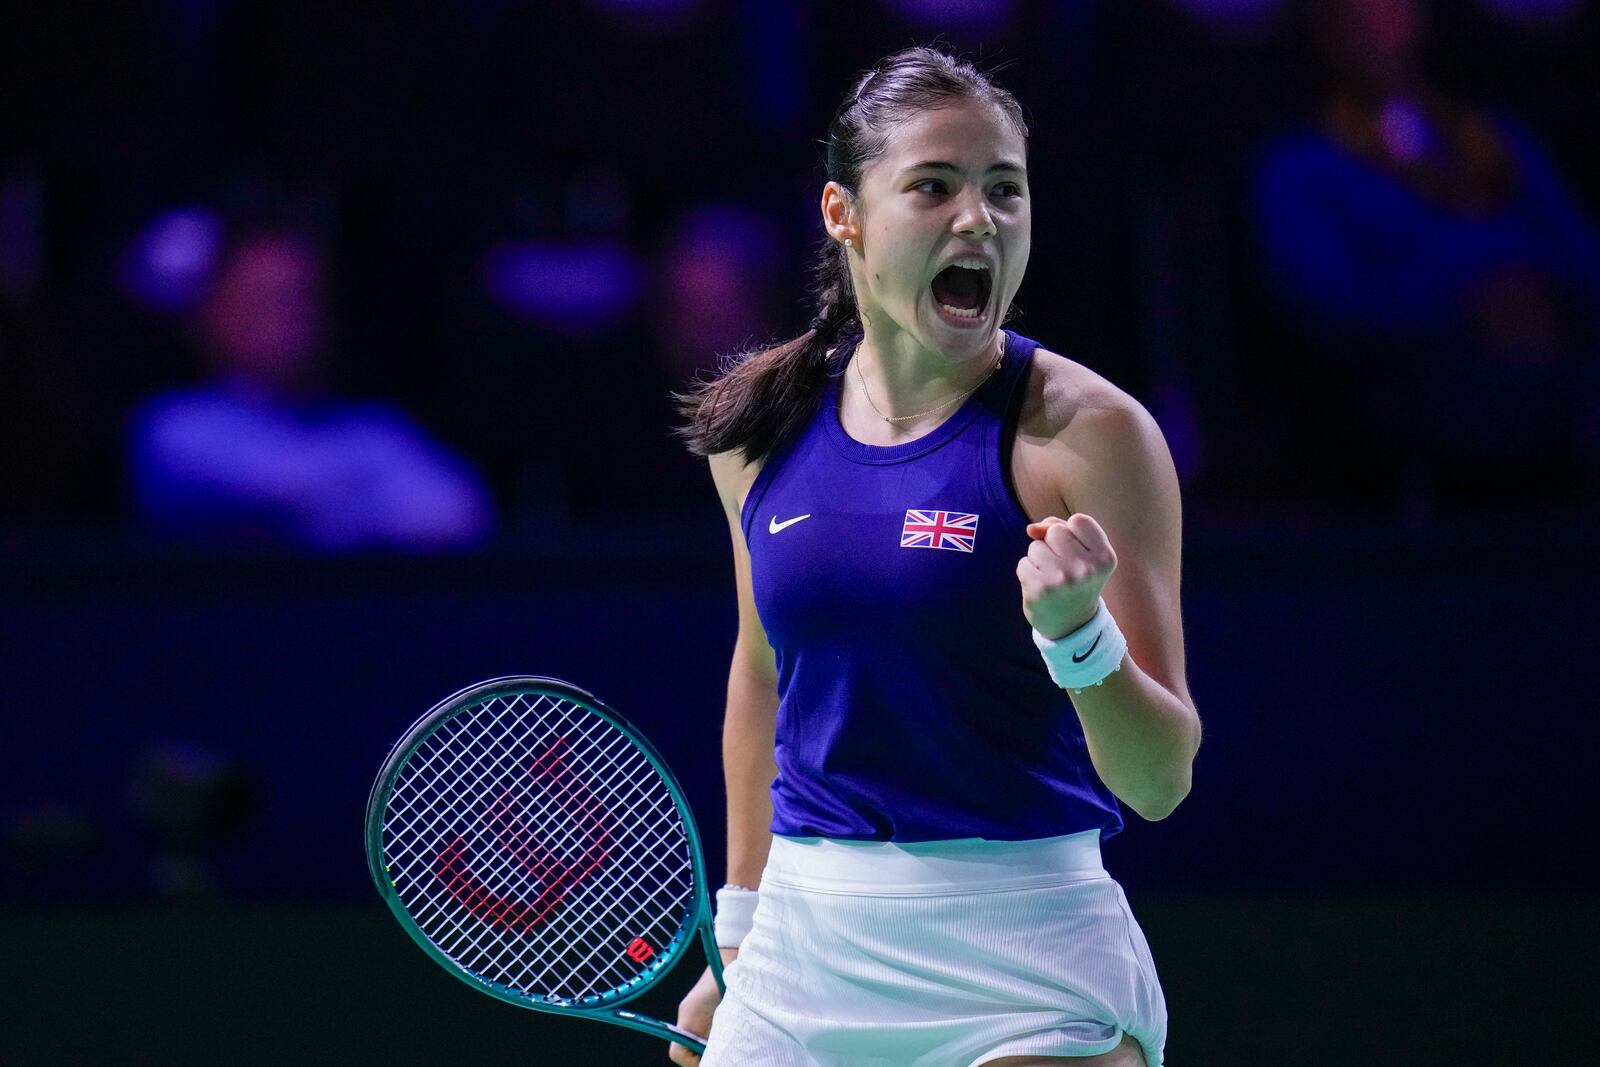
[365,675,725,1054]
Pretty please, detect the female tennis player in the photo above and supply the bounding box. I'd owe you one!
[669,45,1200,1067]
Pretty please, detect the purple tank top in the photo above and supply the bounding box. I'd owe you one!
[740,328,1125,842]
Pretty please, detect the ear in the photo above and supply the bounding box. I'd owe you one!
[819,182,858,246]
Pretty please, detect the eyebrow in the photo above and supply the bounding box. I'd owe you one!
[900,161,1026,177]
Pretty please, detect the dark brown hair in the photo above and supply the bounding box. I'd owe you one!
[673,45,1029,463]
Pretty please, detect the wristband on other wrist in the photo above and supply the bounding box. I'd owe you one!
[1031,596,1127,694]
[714,884,759,948]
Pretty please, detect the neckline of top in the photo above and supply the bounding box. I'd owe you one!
[823,329,1017,465]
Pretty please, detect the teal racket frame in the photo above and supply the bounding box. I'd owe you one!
[365,675,726,1053]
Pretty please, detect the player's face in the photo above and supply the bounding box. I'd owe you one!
[848,98,1030,359]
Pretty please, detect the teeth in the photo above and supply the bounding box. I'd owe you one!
[933,258,991,322]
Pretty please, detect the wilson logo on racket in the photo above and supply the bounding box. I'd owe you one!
[433,734,617,933]
[625,937,656,963]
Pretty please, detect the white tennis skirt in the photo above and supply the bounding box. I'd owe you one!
[700,830,1167,1067]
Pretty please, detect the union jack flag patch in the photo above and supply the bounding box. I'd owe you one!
[900,509,979,553]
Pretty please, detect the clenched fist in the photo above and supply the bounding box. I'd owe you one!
[1015,514,1116,639]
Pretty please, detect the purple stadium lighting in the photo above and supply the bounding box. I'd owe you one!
[1167,0,1283,36]
[118,206,223,312]
[883,0,1017,30]
[482,239,646,333]
[1474,0,1585,30]
[0,161,44,295]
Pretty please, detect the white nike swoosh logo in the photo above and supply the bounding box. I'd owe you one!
[769,514,811,534]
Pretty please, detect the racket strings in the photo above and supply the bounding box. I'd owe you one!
[392,697,691,998]
[400,726,688,991]
[382,691,696,1004]
[425,730,622,929]
[395,697,684,976]
[434,769,689,996]
[418,714,684,964]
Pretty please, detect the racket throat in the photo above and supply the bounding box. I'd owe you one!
[610,1010,709,1055]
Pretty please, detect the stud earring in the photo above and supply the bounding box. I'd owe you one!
[844,238,853,247]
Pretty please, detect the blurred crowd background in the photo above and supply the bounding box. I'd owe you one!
[4,0,1596,552]
[3,4,1598,1061]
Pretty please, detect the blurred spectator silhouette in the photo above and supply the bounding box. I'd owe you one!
[653,202,784,387]
[646,202,785,509]
[127,229,493,549]
[1249,0,1600,514]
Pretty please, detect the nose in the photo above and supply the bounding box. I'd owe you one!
[954,189,996,239]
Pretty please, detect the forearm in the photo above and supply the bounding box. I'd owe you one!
[1069,654,1199,821]
[722,660,779,888]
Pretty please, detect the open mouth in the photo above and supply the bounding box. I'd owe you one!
[930,263,992,323]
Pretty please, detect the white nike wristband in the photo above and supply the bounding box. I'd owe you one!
[714,884,759,948]
[1032,597,1127,694]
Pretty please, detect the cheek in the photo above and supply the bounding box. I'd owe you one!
[870,219,934,283]
[867,243,925,300]
[1006,233,1032,290]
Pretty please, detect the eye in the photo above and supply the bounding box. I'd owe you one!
[912,178,1024,198]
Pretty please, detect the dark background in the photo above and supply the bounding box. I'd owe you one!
[2,1,1597,1064]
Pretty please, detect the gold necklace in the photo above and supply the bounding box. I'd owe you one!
[854,336,1006,424]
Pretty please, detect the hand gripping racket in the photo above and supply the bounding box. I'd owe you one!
[365,676,726,1054]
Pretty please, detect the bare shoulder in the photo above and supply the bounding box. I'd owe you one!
[708,446,779,674]
[1019,345,1143,440]
[1013,346,1157,516]
[707,449,765,526]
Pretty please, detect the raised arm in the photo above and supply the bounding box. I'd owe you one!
[1033,397,1200,821]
